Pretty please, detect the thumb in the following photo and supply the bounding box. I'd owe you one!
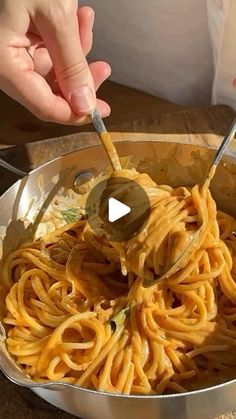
[33,2,96,115]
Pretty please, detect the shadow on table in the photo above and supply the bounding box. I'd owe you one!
[0,372,78,419]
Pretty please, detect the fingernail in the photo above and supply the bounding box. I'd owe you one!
[233,78,236,88]
[71,85,95,114]
[90,9,95,26]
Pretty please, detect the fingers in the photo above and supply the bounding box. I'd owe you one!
[90,61,111,91]
[33,47,53,78]
[0,1,110,125]
[33,49,111,95]
[1,46,110,125]
[96,99,111,121]
[33,1,96,115]
[78,6,95,56]
[31,5,95,79]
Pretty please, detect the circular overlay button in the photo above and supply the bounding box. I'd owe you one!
[85,176,151,242]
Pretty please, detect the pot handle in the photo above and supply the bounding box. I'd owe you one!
[0,158,27,178]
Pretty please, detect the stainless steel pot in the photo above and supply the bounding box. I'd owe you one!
[1,140,236,419]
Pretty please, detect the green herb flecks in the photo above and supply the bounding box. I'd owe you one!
[110,307,130,331]
[61,208,81,223]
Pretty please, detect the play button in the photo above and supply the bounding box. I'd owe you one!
[108,198,131,222]
[85,175,151,242]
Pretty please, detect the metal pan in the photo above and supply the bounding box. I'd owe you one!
[1,140,236,419]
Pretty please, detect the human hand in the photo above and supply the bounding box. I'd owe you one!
[0,0,111,125]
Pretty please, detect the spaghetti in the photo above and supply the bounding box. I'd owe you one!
[2,167,236,394]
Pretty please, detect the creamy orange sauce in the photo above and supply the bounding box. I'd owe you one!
[100,132,121,171]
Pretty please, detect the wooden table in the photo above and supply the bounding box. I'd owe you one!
[0,80,183,147]
[0,80,235,419]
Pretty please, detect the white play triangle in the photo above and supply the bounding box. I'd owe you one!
[108,197,131,223]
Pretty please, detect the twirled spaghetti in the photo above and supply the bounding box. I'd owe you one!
[2,167,236,395]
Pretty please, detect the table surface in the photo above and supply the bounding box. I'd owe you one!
[0,80,236,419]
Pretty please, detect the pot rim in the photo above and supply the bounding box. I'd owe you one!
[1,363,235,399]
[1,139,236,399]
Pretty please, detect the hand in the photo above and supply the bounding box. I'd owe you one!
[0,0,111,125]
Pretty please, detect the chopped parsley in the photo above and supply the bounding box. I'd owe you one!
[61,208,80,223]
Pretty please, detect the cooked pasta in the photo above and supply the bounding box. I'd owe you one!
[2,167,236,395]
